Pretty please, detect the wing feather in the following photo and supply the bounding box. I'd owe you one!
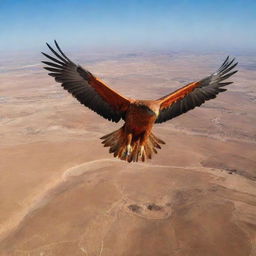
[42,41,131,122]
[156,57,238,123]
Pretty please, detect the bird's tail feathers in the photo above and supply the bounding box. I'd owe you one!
[100,127,165,162]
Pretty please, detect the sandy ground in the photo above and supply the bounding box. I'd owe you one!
[0,50,256,255]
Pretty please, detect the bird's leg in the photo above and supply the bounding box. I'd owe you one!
[131,139,140,162]
[138,132,148,161]
[120,133,132,160]
[122,133,132,161]
[127,133,136,162]
[139,145,145,157]
[126,133,132,155]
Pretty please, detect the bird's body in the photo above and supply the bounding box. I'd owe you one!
[125,100,159,135]
[42,41,238,162]
[101,100,163,162]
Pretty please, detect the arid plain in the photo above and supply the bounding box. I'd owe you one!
[0,49,256,255]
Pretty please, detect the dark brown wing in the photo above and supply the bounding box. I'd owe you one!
[42,41,131,122]
[155,57,238,123]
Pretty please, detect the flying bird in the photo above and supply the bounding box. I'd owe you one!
[42,41,238,162]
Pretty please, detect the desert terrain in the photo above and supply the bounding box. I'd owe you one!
[0,49,255,255]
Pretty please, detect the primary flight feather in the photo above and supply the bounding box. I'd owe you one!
[42,41,238,162]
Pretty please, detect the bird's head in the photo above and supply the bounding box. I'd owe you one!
[138,104,159,116]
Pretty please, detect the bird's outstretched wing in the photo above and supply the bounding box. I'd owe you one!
[155,57,238,123]
[42,41,131,122]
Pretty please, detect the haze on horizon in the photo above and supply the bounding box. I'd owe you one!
[0,0,256,54]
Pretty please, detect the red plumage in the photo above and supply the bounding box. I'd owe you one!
[42,41,238,162]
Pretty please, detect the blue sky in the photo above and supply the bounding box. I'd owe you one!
[0,0,255,53]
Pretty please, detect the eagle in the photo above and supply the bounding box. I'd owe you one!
[42,41,238,162]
